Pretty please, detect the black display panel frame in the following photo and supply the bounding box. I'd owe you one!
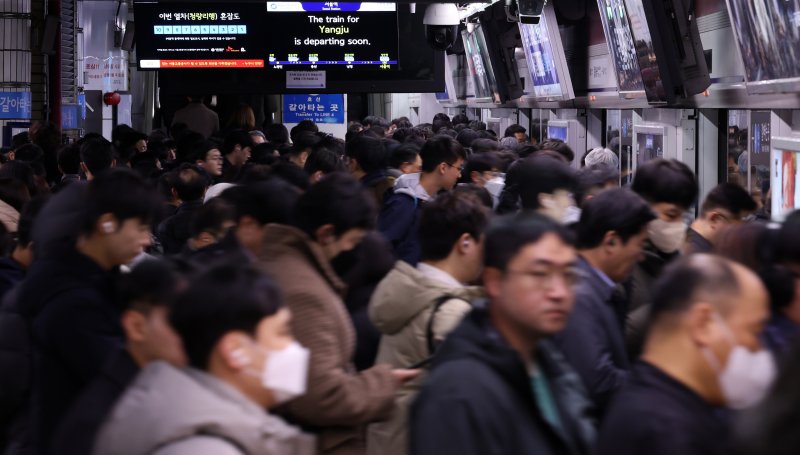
[143,0,444,93]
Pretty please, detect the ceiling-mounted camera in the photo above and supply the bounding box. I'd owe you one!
[507,0,547,24]
[423,3,460,51]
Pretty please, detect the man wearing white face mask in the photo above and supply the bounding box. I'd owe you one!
[597,254,774,455]
[496,155,580,225]
[626,159,698,356]
[93,263,316,455]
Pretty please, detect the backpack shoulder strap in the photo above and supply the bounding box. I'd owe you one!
[426,294,458,355]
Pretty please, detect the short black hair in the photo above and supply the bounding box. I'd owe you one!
[648,254,740,326]
[173,164,208,202]
[388,142,420,170]
[504,124,526,137]
[419,191,490,261]
[14,143,44,163]
[453,184,494,209]
[461,152,501,184]
[11,132,29,150]
[433,113,451,124]
[249,143,280,166]
[512,156,578,210]
[290,132,321,158]
[700,183,757,217]
[468,120,486,131]
[304,145,346,175]
[290,120,319,143]
[175,130,205,163]
[80,138,114,175]
[268,162,311,191]
[118,259,183,313]
[363,115,389,128]
[632,159,698,209]
[265,123,290,144]
[81,168,160,234]
[420,135,466,173]
[452,114,469,126]
[575,188,656,249]
[484,212,574,270]
[471,138,501,154]
[575,163,619,204]
[219,179,300,226]
[189,197,236,238]
[455,128,480,149]
[346,135,388,173]
[170,262,283,369]
[57,144,81,175]
[539,139,575,163]
[17,194,49,247]
[432,119,453,134]
[516,144,540,159]
[222,130,254,156]
[293,172,376,237]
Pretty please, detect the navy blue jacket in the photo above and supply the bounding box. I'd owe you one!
[378,192,425,265]
[410,307,596,455]
[16,250,122,455]
[554,256,630,416]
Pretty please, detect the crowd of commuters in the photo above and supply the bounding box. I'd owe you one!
[0,106,797,455]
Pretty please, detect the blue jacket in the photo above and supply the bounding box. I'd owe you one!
[377,173,433,266]
[554,256,630,417]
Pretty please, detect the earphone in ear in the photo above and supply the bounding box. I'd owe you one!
[462,240,470,248]
[102,222,114,234]
[231,348,251,365]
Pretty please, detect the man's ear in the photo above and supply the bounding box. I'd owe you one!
[686,302,717,347]
[218,332,252,371]
[482,267,503,301]
[121,310,147,343]
[456,233,473,255]
[314,224,336,244]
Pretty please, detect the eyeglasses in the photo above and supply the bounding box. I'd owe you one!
[447,163,465,173]
[504,267,579,289]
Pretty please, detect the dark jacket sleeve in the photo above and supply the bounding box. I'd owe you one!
[377,194,420,264]
[555,293,628,413]
[33,290,123,384]
[410,395,498,455]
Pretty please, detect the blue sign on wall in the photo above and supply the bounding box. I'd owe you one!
[0,92,32,120]
[284,94,345,124]
[78,93,87,120]
[62,105,80,130]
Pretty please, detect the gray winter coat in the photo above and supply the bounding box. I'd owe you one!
[92,362,315,455]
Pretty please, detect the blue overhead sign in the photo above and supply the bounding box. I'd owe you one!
[284,94,345,124]
[62,105,80,130]
[0,92,32,120]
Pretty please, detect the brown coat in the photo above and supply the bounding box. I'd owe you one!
[258,224,396,455]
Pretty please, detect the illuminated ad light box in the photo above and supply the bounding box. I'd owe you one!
[726,0,800,94]
[518,3,574,101]
[462,23,501,103]
[771,137,800,222]
[596,0,645,95]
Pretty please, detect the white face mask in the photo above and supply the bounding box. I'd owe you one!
[247,341,311,406]
[647,219,687,253]
[540,192,577,225]
[702,315,777,410]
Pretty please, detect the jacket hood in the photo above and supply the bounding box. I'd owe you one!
[392,173,433,202]
[93,362,315,455]
[369,261,483,335]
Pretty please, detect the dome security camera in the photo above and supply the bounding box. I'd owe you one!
[423,4,460,51]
